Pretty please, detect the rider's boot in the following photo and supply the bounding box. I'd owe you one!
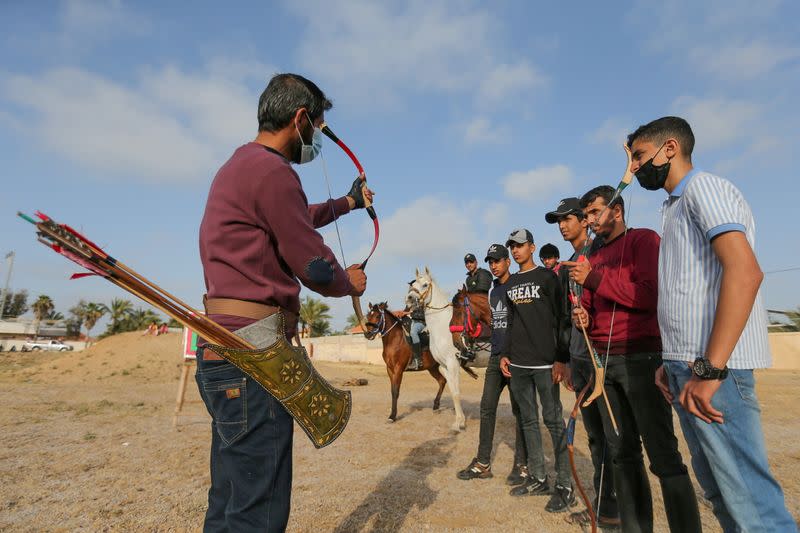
[408,342,423,371]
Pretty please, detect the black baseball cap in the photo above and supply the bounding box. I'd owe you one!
[539,243,560,259]
[484,243,509,262]
[545,197,582,224]
[464,253,477,263]
[505,228,534,247]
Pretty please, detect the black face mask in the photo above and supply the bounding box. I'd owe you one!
[635,144,672,191]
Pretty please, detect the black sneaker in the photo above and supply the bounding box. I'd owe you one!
[509,475,549,496]
[506,464,529,486]
[456,458,493,480]
[545,483,578,512]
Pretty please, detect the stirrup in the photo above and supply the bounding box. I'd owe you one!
[457,349,475,362]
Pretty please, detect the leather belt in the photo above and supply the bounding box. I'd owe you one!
[202,295,301,360]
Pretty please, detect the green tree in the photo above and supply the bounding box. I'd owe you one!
[45,310,64,322]
[31,295,54,337]
[65,316,83,338]
[123,308,161,331]
[2,290,29,318]
[345,313,362,329]
[106,298,134,334]
[69,300,108,346]
[299,296,333,338]
[82,302,108,345]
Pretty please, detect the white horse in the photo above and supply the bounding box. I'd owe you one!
[406,267,466,432]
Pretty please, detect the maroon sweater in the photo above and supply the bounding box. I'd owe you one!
[580,228,662,355]
[199,142,354,335]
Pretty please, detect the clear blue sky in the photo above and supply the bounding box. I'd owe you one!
[1,0,799,329]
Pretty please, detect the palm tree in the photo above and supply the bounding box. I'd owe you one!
[108,298,134,334]
[82,302,108,346]
[45,310,64,322]
[345,313,362,329]
[125,308,161,331]
[31,295,55,338]
[299,296,333,338]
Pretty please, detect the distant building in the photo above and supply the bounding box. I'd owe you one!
[0,318,67,339]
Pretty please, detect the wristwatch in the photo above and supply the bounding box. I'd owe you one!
[692,357,729,380]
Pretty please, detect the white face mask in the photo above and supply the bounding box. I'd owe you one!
[296,120,323,164]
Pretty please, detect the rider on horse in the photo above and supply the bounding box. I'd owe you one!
[403,279,427,370]
[464,253,492,294]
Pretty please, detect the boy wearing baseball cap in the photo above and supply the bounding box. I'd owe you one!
[499,229,575,512]
[457,244,527,484]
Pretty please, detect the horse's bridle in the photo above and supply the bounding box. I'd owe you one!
[408,281,451,311]
[364,307,398,340]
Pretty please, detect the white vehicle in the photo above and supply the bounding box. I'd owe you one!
[21,340,74,352]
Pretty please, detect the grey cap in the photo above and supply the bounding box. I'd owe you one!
[505,228,534,247]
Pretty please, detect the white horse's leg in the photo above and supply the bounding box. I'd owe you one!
[442,358,465,432]
[448,357,467,431]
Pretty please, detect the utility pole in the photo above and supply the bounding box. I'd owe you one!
[0,251,15,320]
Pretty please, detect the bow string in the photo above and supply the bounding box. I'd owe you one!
[319,122,379,335]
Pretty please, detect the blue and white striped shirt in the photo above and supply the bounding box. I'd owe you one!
[658,169,771,369]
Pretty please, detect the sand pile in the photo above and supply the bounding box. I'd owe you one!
[11,331,184,385]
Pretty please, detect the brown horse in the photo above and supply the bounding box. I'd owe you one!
[365,302,447,422]
[449,287,493,357]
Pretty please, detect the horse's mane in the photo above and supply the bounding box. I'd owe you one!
[377,301,401,322]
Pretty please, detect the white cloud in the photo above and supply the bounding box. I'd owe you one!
[671,95,762,151]
[58,0,149,51]
[368,196,478,263]
[502,164,573,201]
[286,0,546,110]
[589,117,633,149]
[477,62,548,105]
[481,201,511,234]
[631,0,795,81]
[1,60,273,182]
[463,117,510,144]
[688,41,800,82]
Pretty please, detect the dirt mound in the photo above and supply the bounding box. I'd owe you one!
[11,332,184,385]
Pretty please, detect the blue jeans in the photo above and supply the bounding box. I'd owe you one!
[196,348,294,533]
[663,361,797,533]
[409,320,425,344]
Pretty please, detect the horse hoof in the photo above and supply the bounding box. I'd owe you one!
[388,416,396,423]
[433,405,440,411]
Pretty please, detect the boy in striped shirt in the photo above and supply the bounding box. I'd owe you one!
[628,116,796,533]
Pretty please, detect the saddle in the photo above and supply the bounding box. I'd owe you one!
[400,315,430,349]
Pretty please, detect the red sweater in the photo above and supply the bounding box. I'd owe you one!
[580,228,661,355]
[199,142,353,336]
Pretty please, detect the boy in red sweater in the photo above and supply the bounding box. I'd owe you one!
[564,185,700,533]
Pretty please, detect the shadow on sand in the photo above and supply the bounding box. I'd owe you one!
[333,435,456,533]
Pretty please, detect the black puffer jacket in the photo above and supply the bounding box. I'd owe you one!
[465,267,492,293]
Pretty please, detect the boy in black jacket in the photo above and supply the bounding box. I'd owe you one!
[499,228,575,512]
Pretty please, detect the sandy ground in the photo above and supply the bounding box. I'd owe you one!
[1,332,799,532]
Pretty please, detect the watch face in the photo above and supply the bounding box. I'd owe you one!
[693,358,708,377]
